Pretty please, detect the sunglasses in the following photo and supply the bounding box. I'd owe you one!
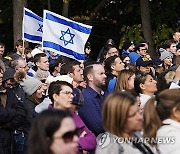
[53,128,79,143]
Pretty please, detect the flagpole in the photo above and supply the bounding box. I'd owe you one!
[22,7,25,57]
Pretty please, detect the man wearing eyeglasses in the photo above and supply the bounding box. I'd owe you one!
[133,43,152,65]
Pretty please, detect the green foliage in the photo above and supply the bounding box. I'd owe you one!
[119,24,143,49]
[152,24,174,46]
[119,24,178,49]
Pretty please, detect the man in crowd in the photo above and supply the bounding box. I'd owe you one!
[30,53,50,76]
[60,60,84,88]
[79,62,107,136]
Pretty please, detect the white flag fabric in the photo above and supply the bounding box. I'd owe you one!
[43,10,92,61]
[23,8,43,44]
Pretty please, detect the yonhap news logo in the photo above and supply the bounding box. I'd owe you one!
[97,132,175,148]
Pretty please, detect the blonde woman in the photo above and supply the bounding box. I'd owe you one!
[96,92,154,154]
[114,69,135,92]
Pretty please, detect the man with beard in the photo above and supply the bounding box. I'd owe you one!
[79,62,107,136]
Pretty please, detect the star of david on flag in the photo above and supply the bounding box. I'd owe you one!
[60,28,75,46]
[23,8,43,44]
[42,10,92,62]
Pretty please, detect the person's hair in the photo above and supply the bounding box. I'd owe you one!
[99,45,117,63]
[134,73,150,94]
[31,92,42,104]
[48,80,73,103]
[11,57,25,69]
[60,60,80,75]
[28,109,71,154]
[126,63,138,73]
[143,89,180,144]
[134,43,146,52]
[15,39,23,47]
[0,42,5,47]
[156,69,175,94]
[83,62,100,83]
[102,91,136,137]
[104,55,119,73]
[120,54,129,62]
[114,69,135,91]
[49,60,61,74]
[33,53,47,63]
[24,47,32,55]
[164,39,176,48]
[174,55,180,66]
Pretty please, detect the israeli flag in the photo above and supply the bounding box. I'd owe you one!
[23,8,43,44]
[43,10,92,61]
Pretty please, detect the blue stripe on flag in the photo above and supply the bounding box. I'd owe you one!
[46,13,91,34]
[24,33,42,42]
[43,41,85,60]
[25,10,43,22]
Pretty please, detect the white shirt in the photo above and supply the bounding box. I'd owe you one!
[156,119,180,154]
[139,94,152,108]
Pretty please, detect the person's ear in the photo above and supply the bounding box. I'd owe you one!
[35,61,40,67]
[139,83,145,90]
[87,74,93,82]
[111,64,115,71]
[172,107,180,122]
[68,72,74,78]
[53,93,59,103]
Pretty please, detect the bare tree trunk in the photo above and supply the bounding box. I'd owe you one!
[13,0,27,46]
[140,0,156,57]
[62,1,69,17]
[48,0,51,10]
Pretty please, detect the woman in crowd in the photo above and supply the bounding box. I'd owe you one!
[28,109,79,154]
[134,73,157,109]
[98,45,119,63]
[143,89,180,154]
[120,54,131,69]
[96,91,154,154]
[14,71,45,150]
[114,69,135,92]
[159,48,173,71]
[48,80,96,154]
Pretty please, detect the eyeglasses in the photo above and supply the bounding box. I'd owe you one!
[59,91,76,97]
[53,128,79,143]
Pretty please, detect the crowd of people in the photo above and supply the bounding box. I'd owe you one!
[0,31,180,154]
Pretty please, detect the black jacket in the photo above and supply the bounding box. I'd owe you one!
[0,92,26,154]
[22,95,38,138]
